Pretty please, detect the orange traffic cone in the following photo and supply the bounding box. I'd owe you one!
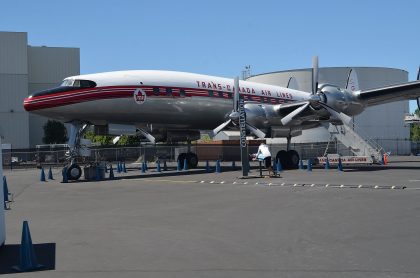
[383,154,388,165]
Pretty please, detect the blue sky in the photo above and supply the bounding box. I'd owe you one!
[2,0,420,110]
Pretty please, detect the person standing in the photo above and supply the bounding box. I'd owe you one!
[256,142,274,177]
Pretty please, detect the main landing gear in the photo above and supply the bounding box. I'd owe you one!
[276,150,300,169]
[177,139,199,168]
[275,135,300,169]
[177,152,199,168]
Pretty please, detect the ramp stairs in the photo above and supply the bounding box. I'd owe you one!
[325,122,384,163]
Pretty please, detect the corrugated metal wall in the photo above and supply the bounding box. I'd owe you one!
[0,32,80,148]
[0,32,29,148]
[247,67,411,155]
[0,32,28,74]
[28,46,80,146]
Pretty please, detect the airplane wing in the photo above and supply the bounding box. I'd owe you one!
[356,80,420,106]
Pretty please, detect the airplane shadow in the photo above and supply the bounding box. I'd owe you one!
[0,243,56,274]
[112,166,242,180]
[69,166,243,183]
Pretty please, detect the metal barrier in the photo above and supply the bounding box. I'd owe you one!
[0,140,414,168]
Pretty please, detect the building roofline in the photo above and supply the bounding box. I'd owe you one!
[28,45,80,50]
[249,66,408,79]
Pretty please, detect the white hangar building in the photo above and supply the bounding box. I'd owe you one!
[247,67,411,155]
[0,31,80,149]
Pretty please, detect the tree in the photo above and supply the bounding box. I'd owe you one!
[411,109,420,141]
[117,135,142,146]
[83,131,113,146]
[43,120,68,144]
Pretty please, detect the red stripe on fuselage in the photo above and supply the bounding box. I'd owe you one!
[23,85,294,111]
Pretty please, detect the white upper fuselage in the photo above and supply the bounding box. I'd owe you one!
[65,70,308,100]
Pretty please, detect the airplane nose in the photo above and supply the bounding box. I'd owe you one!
[23,97,33,111]
[23,86,72,112]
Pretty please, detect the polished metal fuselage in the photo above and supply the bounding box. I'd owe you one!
[41,96,233,130]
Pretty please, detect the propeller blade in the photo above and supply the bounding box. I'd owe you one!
[319,103,352,125]
[417,65,420,81]
[210,119,232,137]
[246,123,266,139]
[312,56,319,95]
[417,66,420,111]
[281,102,310,125]
[233,76,240,112]
[137,128,156,144]
[112,136,121,145]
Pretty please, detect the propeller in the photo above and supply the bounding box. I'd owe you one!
[417,66,420,110]
[312,56,318,95]
[318,102,352,125]
[280,56,353,126]
[281,102,310,125]
[112,136,121,145]
[210,77,266,139]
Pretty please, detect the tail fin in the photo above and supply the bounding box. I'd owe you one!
[286,76,299,90]
[346,68,359,92]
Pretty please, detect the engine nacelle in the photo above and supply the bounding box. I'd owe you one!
[318,84,365,116]
[244,103,269,132]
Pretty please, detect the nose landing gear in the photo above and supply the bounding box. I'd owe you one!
[63,121,90,181]
[66,164,82,180]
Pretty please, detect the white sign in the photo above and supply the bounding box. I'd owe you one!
[318,156,373,165]
[133,89,147,105]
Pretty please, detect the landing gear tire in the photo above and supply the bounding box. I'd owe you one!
[67,164,82,180]
[177,153,187,165]
[276,150,289,169]
[186,152,198,168]
[177,152,198,169]
[287,150,300,169]
[276,150,300,169]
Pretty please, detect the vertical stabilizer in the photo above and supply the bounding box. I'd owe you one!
[346,68,359,92]
[286,77,299,90]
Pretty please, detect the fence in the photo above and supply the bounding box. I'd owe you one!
[1,140,417,168]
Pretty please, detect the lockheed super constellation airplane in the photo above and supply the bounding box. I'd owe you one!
[24,57,420,180]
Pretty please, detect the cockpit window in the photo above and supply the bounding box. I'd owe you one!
[60,79,96,88]
[60,79,74,86]
[73,80,97,88]
[29,79,97,98]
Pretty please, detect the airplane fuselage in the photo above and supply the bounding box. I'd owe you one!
[24,70,311,130]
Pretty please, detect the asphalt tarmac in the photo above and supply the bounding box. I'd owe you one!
[1,156,420,277]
